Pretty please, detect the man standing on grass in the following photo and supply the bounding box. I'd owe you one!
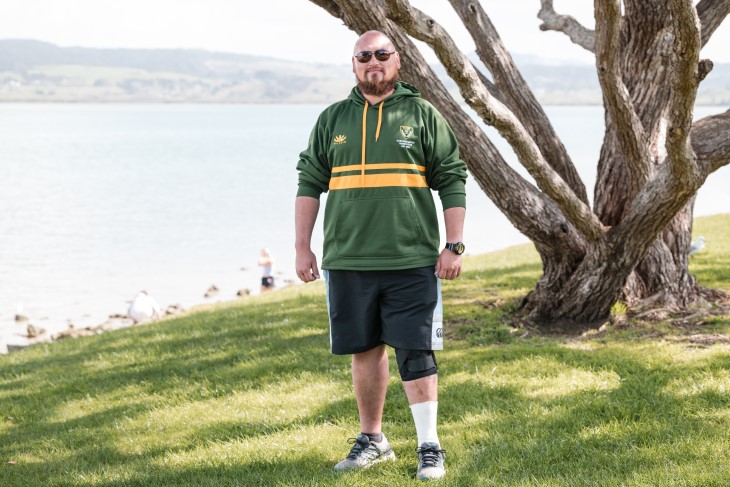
[294,30,466,481]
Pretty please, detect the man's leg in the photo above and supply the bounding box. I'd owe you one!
[402,373,438,404]
[402,373,439,445]
[352,344,389,434]
[333,343,395,472]
[399,354,445,481]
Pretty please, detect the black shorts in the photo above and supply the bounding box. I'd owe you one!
[323,266,443,355]
[261,276,274,288]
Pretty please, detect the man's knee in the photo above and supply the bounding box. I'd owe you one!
[395,349,438,381]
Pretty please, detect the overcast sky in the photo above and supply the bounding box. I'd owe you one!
[1,0,729,65]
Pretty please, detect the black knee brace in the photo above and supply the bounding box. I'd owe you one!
[395,349,438,381]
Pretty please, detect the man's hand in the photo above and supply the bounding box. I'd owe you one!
[296,249,320,283]
[435,249,462,280]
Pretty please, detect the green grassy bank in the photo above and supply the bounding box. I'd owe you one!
[1,215,728,486]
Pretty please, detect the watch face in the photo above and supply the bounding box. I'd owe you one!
[447,242,465,255]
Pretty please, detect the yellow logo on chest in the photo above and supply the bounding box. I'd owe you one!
[398,126,415,149]
[333,134,347,145]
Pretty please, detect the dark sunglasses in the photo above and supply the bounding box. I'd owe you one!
[355,50,396,63]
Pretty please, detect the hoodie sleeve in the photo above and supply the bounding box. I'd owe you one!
[421,102,467,209]
[296,112,331,199]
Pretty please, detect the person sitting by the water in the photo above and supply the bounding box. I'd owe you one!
[258,248,275,292]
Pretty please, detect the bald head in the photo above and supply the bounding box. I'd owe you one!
[353,30,395,54]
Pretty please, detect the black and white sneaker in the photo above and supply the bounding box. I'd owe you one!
[333,433,396,472]
[416,442,446,480]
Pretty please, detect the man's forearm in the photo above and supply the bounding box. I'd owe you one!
[295,196,320,250]
[443,206,465,242]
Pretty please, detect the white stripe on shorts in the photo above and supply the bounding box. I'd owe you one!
[431,278,443,350]
[323,270,333,352]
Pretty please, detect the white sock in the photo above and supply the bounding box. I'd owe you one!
[410,400,439,446]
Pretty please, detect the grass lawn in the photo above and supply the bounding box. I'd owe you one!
[1,215,728,486]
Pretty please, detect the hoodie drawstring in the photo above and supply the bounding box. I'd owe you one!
[376,102,383,141]
[360,101,384,188]
[361,101,368,187]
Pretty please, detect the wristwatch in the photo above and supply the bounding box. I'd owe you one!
[445,242,465,255]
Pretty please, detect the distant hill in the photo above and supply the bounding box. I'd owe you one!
[0,40,354,103]
[0,40,728,104]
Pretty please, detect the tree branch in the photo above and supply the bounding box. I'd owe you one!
[537,0,596,52]
[594,0,653,191]
[450,0,589,205]
[692,109,730,174]
[470,61,507,104]
[666,0,702,183]
[308,0,342,18]
[696,0,730,47]
[386,0,605,242]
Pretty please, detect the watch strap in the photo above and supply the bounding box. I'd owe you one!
[445,242,465,255]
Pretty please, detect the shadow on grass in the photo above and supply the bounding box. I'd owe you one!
[4,449,339,487]
[438,345,729,485]
[2,288,728,486]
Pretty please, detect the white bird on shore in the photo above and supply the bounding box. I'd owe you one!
[689,236,706,257]
[127,291,162,323]
[15,302,28,322]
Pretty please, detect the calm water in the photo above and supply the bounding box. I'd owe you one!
[1,103,728,347]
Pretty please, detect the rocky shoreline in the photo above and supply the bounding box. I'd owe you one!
[0,275,296,355]
[1,303,185,354]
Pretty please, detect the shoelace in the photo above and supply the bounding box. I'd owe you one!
[346,437,370,460]
[416,446,446,467]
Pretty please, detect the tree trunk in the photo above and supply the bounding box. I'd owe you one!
[519,0,711,322]
[601,0,697,308]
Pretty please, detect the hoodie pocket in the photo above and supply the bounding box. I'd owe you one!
[334,196,423,259]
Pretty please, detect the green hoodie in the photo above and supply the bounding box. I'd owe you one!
[297,81,467,270]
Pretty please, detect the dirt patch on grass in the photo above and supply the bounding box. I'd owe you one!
[501,303,730,345]
[665,333,730,346]
[445,287,730,345]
